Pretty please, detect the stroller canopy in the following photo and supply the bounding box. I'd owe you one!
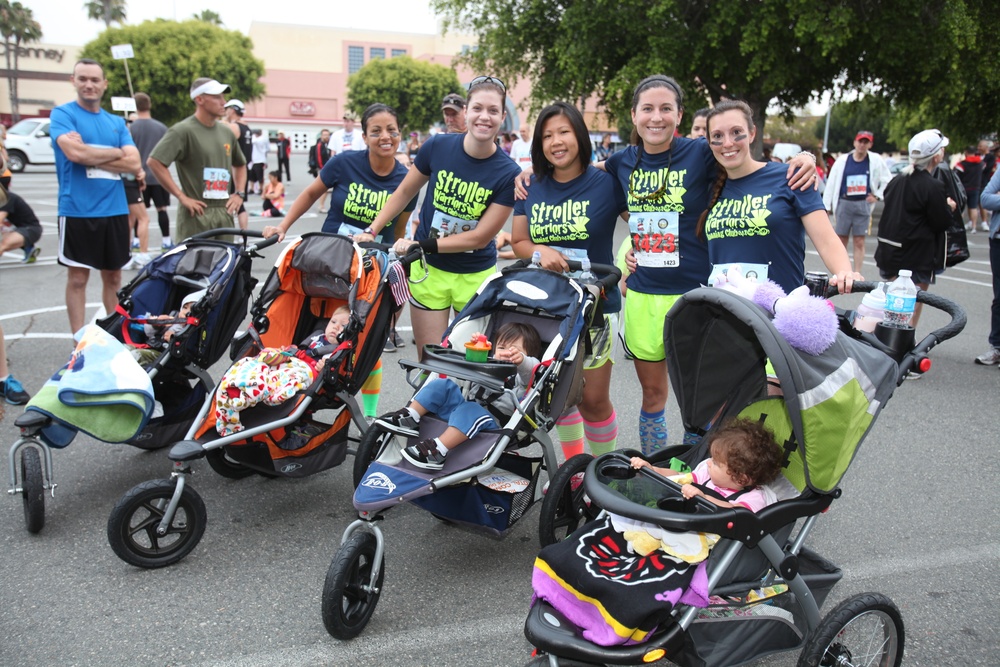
[665,288,898,494]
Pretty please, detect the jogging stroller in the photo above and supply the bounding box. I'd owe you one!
[523,284,966,666]
[321,260,621,640]
[8,228,274,534]
[106,233,411,568]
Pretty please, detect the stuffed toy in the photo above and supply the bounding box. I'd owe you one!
[713,267,838,355]
[214,348,316,436]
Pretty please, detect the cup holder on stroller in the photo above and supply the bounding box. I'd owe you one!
[598,460,635,480]
[656,496,696,513]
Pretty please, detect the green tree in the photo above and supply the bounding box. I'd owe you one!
[432,0,1000,154]
[192,10,223,26]
[78,20,265,127]
[0,0,42,123]
[84,0,126,28]
[347,56,462,134]
[818,97,894,155]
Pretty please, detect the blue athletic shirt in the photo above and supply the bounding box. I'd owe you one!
[50,101,135,217]
[839,154,871,201]
[413,133,521,273]
[704,161,825,293]
[605,137,714,295]
[320,149,415,243]
[513,165,628,313]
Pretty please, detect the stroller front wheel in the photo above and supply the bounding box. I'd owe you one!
[798,592,904,667]
[20,447,45,534]
[538,453,597,547]
[352,424,397,489]
[107,478,207,568]
[322,531,384,639]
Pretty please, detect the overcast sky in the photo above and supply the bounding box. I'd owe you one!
[29,0,441,46]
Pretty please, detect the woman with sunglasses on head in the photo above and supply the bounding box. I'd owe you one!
[355,76,521,360]
[698,100,855,294]
[261,103,415,419]
[604,75,816,457]
[510,102,628,460]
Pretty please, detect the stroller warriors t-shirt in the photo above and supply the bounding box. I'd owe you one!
[319,149,415,242]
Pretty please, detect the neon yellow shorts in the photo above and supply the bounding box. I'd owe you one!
[584,313,619,370]
[621,291,683,362]
[408,262,496,312]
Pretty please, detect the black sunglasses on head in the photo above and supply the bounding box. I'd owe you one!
[469,75,507,92]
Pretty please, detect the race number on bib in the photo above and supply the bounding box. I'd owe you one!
[86,166,120,181]
[337,222,365,237]
[550,246,590,278]
[202,168,231,200]
[429,210,478,240]
[707,262,770,287]
[845,174,867,197]
[629,212,679,268]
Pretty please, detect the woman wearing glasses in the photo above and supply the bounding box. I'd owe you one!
[510,102,628,459]
[698,100,855,294]
[357,76,521,359]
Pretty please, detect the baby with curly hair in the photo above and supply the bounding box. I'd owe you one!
[631,417,784,512]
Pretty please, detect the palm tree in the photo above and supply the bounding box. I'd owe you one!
[0,0,42,123]
[83,0,126,28]
[192,10,223,26]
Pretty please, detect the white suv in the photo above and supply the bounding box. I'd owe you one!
[5,118,54,172]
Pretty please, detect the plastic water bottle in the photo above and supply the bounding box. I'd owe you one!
[883,270,917,328]
[854,282,886,333]
[579,257,596,283]
[530,250,542,268]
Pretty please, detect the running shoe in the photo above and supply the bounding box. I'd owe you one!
[383,337,397,353]
[374,408,419,437]
[131,238,140,250]
[391,328,405,348]
[22,245,40,263]
[974,347,1000,366]
[132,252,152,268]
[401,439,446,470]
[980,222,991,232]
[161,241,175,251]
[2,374,30,405]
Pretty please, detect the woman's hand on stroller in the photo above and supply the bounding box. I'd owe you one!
[261,225,286,243]
[534,246,570,273]
[829,270,864,294]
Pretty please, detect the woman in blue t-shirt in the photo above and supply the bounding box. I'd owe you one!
[510,102,628,460]
[263,103,414,244]
[357,76,521,359]
[697,99,855,294]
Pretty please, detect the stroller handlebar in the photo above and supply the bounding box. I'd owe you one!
[356,241,423,268]
[506,258,623,292]
[185,228,280,253]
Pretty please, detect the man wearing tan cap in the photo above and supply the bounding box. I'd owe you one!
[331,110,364,156]
[147,77,248,240]
[441,93,467,134]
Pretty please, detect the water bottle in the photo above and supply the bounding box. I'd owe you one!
[530,250,542,268]
[854,282,885,333]
[579,257,596,283]
[883,270,917,328]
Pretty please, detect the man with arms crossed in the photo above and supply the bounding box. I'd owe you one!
[51,58,140,334]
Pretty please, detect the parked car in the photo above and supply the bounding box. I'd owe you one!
[5,118,54,172]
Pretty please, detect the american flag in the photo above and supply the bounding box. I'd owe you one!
[386,260,411,306]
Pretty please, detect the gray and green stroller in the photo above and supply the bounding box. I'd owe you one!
[524,284,966,667]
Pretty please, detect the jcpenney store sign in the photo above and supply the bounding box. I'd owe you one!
[0,45,66,62]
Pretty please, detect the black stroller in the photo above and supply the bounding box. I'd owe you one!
[7,229,275,534]
[106,233,412,568]
[523,284,966,666]
[322,261,620,640]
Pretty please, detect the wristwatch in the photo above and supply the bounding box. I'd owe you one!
[235,191,247,200]
[363,227,375,236]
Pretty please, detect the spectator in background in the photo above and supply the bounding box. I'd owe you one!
[275,131,291,182]
[688,108,709,139]
[595,133,614,162]
[250,129,269,195]
[331,111,364,156]
[308,129,332,212]
[955,144,986,233]
[407,132,421,165]
[975,161,1000,366]
[224,99,253,230]
[131,92,173,249]
[0,190,42,263]
[510,124,532,170]
[441,93,467,134]
[500,132,513,155]
[979,140,997,225]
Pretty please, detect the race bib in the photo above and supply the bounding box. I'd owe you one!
[629,212,679,268]
[550,245,589,278]
[707,262,770,287]
[86,166,120,180]
[430,210,477,240]
[202,167,231,200]
[337,222,365,237]
[845,174,867,197]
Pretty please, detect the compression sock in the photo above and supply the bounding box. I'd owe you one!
[360,360,382,418]
[584,409,618,456]
[639,409,668,457]
[157,210,170,238]
[555,408,585,459]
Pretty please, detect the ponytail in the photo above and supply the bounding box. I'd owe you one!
[697,165,728,241]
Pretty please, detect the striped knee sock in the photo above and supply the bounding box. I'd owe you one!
[584,409,618,456]
[556,408,585,459]
[360,360,383,418]
[639,409,668,457]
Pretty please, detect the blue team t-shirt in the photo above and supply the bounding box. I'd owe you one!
[839,154,871,201]
[50,101,135,217]
[704,161,826,293]
[413,133,521,273]
[513,165,628,313]
[605,137,715,295]
[320,149,414,243]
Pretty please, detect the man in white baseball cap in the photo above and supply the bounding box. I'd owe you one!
[147,78,247,240]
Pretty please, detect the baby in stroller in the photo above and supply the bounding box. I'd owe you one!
[214,305,351,436]
[376,322,541,469]
[128,289,205,366]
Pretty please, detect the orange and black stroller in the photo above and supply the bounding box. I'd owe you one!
[106,233,411,568]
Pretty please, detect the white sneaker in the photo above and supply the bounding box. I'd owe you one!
[980,222,990,232]
[132,252,152,268]
[121,257,135,270]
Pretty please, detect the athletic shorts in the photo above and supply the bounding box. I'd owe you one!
[966,188,981,210]
[620,290,683,362]
[834,199,874,236]
[584,313,618,370]
[58,215,131,270]
[879,267,935,286]
[142,184,170,209]
[408,262,495,312]
[123,179,143,205]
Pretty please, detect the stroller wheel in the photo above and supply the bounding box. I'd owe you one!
[798,592,904,667]
[205,448,255,480]
[107,478,207,569]
[538,453,597,547]
[322,531,384,639]
[525,655,605,666]
[20,447,45,534]
[352,424,397,489]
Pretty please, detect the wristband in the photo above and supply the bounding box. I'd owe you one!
[418,238,438,253]
[235,191,246,199]
[363,227,375,236]
[795,150,816,163]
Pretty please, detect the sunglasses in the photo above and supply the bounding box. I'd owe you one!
[469,75,507,92]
